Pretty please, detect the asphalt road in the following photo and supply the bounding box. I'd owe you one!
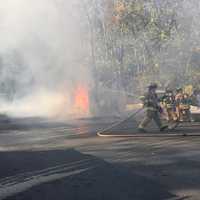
[0,115,200,200]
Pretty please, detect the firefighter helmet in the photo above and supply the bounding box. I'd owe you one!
[148,83,158,89]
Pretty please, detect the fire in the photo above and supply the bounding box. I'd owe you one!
[74,85,89,114]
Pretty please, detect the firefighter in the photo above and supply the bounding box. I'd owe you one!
[179,93,193,122]
[138,83,168,132]
[162,88,178,123]
[175,88,193,122]
[175,87,184,121]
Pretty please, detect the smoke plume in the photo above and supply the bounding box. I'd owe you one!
[0,0,91,118]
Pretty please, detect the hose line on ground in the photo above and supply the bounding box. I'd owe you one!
[97,109,200,137]
[97,108,144,136]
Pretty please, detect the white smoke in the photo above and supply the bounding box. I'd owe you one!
[0,0,91,118]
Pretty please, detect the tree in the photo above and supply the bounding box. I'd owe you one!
[80,0,200,93]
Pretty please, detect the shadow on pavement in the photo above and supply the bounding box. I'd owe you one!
[0,149,177,200]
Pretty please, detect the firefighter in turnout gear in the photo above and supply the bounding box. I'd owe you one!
[179,93,193,122]
[175,88,193,122]
[162,88,178,123]
[138,83,168,132]
[175,87,184,121]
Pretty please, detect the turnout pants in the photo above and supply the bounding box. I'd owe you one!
[181,109,192,122]
[139,109,162,129]
[177,105,192,122]
[166,108,177,122]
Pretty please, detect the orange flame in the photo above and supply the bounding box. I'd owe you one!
[74,85,89,114]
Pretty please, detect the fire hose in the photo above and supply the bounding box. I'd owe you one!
[97,108,143,137]
[97,108,200,137]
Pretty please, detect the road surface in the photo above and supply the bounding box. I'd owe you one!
[0,115,200,200]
